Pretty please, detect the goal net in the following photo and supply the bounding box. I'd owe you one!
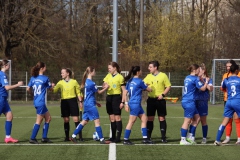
[211,59,240,104]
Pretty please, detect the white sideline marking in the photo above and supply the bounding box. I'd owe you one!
[0,143,235,146]
[108,143,116,160]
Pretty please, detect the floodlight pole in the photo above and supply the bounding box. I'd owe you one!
[112,0,118,62]
[140,0,144,68]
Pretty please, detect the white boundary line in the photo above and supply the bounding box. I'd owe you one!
[0,143,236,146]
[108,143,116,160]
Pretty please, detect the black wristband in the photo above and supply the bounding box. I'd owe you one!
[162,94,165,97]
[121,102,125,104]
[79,100,83,103]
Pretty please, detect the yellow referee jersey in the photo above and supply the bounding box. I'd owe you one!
[103,73,125,95]
[53,79,82,99]
[143,72,171,98]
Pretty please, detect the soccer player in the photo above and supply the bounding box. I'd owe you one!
[187,63,213,144]
[0,59,23,143]
[122,66,153,145]
[143,60,171,143]
[103,62,125,143]
[27,62,53,144]
[180,64,209,145]
[214,63,240,146]
[52,68,83,142]
[221,60,240,144]
[71,66,110,144]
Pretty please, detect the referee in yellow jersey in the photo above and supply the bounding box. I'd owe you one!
[52,68,83,142]
[103,62,125,143]
[143,61,171,143]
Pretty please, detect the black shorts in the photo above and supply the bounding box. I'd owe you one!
[106,95,122,115]
[60,97,79,117]
[146,97,167,117]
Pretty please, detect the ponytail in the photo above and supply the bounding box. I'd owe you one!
[124,66,141,82]
[31,62,45,77]
[81,66,95,89]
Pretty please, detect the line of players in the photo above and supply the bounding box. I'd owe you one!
[1,59,239,145]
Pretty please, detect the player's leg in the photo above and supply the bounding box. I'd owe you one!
[41,109,52,143]
[106,95,116,141]
[72,119,88,143]
[69,98,81,141]
[113,95,122,143]
[139,110,153,144]
[123,113,137,145]
[61,99,71,141]
[200,116,208,144]
[146,98,156,140]
[215,102,234,146]
[3,100,18,143]
[30,106,45,144]
[157,99,167,143]
[180,100,195,145]
[222,101,232,144]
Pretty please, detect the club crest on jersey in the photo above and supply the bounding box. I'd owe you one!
[112,84,117,88]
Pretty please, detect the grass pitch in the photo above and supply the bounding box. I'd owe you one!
[0,102,239,160]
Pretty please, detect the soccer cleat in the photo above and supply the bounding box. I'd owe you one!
[186,138,196,144]
[5,137,19,143]
[71,137,78,143]
[235,141,240,145]
[64,137,71,142]
[222,138,230,144]
[214,141,222,146]
[29,139,39,144]
[79,138,84,142]
[142,139,154,144]
[100,139,110,144]
[123,140,134,145]
[201,138,207,144]
[161,137,167,143]
[180,140,192,145]
[41,138,53,143]
[106,138,115,142]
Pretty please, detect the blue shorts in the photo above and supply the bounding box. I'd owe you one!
[129,103,145,116]
[224,99,240,118]
[83,105,99,121]
[0,96,11,115]
[196,100,208,116]
[35,105,48,115]
[181,99,198,118]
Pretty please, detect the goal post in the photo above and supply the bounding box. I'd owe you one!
[211,59,240,104]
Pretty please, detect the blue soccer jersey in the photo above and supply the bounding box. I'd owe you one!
[84,79,98,110]
[126,78,148,104]
[0,71,9,97]
[182,75,204,100]
[28,75,52,106]
[196,78,213,100]
[222,76,240,100]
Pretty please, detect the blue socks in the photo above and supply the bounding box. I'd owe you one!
[202,125,208,138]
[216,125,226,141]
[181,128,188,137]
[124,129,131,140]
[31,124,40,139]
[42,123,49,139]
[141,128,147,138]
[190,125,197,137]
[96,126,104,139]
[5,121,12,136]
[73,124,84,136]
